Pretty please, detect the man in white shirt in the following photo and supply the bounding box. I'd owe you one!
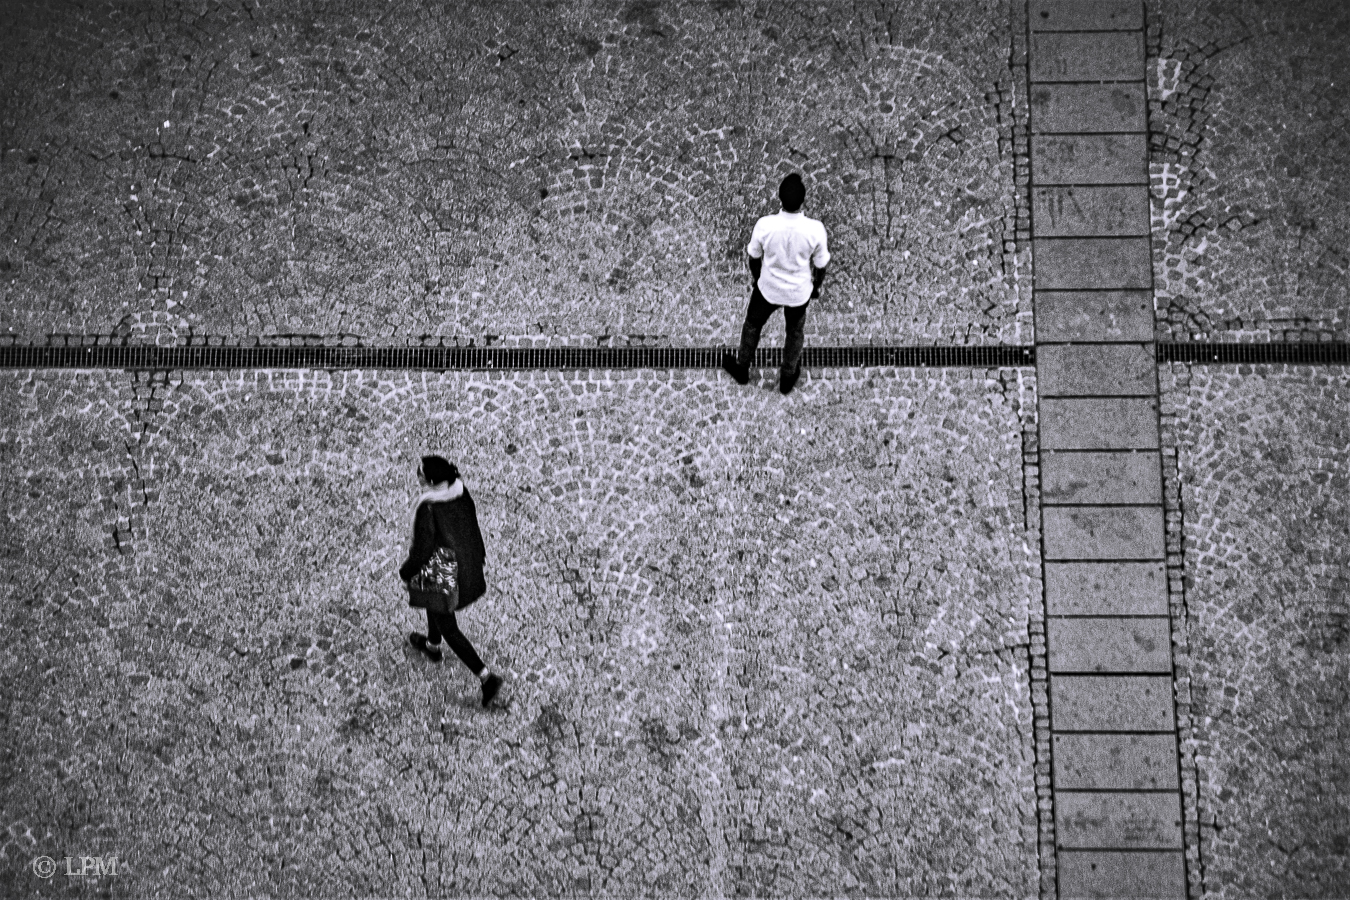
[721,173,830,395]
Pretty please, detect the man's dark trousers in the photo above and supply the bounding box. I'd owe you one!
[736,286,809,378]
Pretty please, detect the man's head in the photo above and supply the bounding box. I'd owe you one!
[778,173,805,212]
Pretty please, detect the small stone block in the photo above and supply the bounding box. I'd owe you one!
[1033,187,1149,237]
[1035,291,1153,342]
[1052,675,1176,731]
[1053,734,1180,790]
[1030,0,1144,31]
[1031,32,1145,82]
[1034,238,1152,289]
[1043,507,1164,560]
[1056,792,1184,849]
[1059,851,1186,898]
[1039,344,1157,396]
[1042,451,1161,504]
[1045,562,1168,615]
[1033,135,1149,185]
[1048,618,1172,672]
[1031,83,1147,133]
[1040,398,1159,450]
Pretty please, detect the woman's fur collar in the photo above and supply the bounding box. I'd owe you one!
[409,478,464,534]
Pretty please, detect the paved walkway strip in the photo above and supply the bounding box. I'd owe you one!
[1030,1,1187,897]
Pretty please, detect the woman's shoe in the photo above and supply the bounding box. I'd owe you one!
[409,632,443,663]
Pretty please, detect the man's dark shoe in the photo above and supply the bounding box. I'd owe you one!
[481,673,504,708]
[779,367,801,395]
[409,632,443,663]
[721,352,750,386]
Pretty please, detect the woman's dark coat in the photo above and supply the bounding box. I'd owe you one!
[398,490,487,611]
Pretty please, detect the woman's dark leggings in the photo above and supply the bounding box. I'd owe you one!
[426,610,485,675]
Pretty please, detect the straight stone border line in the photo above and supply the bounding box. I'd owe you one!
[2,343,1345,372]
[0,344,1035,371]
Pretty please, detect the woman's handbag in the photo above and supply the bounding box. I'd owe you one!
[411,547,458,599]
[409,512,460,613]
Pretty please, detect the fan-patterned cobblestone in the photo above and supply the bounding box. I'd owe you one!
[1147,0,1350,343]
[1162,364,1350,898]
[0,0,1030,349]
[1,366,1040,897]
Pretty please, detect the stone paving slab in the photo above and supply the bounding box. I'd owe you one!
[1034,238,1152,290]
[0,1,1028,347]
[1032,135,1149,185]
[1055,792,1183,849]
[1030,84,1147,134]
[0,366,1040,897]
[1029,0,1144,32]
[1047,618,1171,673]
[1037,344,1156,396]
[1051,676,1176,731]
[1034,290,1153,342]
[1165,365,1350,896]
[1042,450,1161,504]
[1030,32,1145,83]
[1057,850,1185,899]
[1052,734,1179,790]
[1032,186,1149,237]
[1042,507,1164,560]
[1044,562,1168,616]
[1039,397,1159,449]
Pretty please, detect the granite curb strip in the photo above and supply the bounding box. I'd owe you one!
[1041,451,1162,504]
[1032,185,1151,237]
[1030,2,1188,897]
[1052,733,1179,790]
[1030,32,1145,83]
[1058,850,1187,898]
[1031,135,1149,185]
[1029,0,1144,31]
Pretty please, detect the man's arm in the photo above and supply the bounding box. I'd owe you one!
[811,230,831,298]
[747,254,762,284]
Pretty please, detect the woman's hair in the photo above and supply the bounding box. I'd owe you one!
[778,173,806,212]
[420,455,459,485]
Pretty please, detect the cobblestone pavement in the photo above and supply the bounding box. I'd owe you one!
[4,1,1350,898]
[1,366,1041,897]
[1162,366,1350,898]
[0,0,1029,348]
[1147,0,1350,343]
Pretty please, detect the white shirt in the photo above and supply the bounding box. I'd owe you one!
[746,210,831,307]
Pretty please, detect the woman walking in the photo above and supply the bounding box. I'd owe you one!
[400,455,504,707]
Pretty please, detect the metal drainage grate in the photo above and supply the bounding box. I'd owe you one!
[0,344,1036,371]
[1157,343,1350,366]
[7,342,1345,371]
